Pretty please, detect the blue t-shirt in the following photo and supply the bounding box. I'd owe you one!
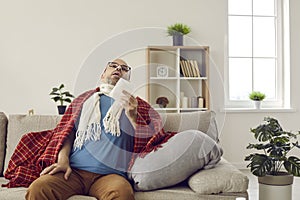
[70,95,135,178]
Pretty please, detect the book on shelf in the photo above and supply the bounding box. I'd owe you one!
[184,60,192,77]
[192,60,201,77]
[189,60,197,77]
[180,60,188,77]
[179,59,201,77]
[179,61,184,77]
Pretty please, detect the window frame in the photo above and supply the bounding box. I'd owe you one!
[225,0,290,109]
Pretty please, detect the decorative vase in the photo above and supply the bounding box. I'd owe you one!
[172,34,183,46]
[258,172,293,200]
[254,101,261,109]
[57,105,66,115]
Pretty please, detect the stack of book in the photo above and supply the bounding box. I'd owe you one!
[180,60,201,77]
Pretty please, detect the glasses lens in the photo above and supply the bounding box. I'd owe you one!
[108,62,131,72]
[108,63,117,68]
[121,65,130,72]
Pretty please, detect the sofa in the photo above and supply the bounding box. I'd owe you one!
[0,111,249,200]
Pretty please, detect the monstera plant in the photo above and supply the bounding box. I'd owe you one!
[245,117,300,177]
[245,117,300,199]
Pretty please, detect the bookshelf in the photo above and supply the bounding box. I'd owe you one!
[146,46,210,113]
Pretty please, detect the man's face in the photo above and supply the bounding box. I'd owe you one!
[101,59,131,85]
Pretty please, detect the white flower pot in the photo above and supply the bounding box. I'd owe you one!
[254,101,262,109]
[258,173,293,200]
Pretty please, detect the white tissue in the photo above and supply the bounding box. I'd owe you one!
[110,78,134,101]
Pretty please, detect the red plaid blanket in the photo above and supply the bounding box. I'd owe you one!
[3,88,174,188]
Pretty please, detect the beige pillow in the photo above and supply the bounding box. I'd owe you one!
[4,115,61,172]
[188,158,249,194]
[160,110,219,142]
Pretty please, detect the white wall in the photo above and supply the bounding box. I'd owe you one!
[0,0,299,168]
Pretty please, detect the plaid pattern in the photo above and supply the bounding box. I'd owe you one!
[3,89,174,188]
[3,88,98,188]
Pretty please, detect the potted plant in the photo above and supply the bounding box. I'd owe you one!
[245,117,300,200]
[167,23,191,46]
[249,91,266,109]
[49,83,75,115]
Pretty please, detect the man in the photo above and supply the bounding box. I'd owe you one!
[23,59,171,200]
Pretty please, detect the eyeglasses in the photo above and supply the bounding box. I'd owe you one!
[107,62,131,72]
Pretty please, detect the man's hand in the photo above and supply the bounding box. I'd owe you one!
[40,127,75,180]
[40,158,72,180]
[120,90,138,128]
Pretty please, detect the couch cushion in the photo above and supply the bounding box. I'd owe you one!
[160,111,219,142]
[0,112,8,176]
[134,185,248,200]
[4,115,62,172]
[0,177,247,200]
[188,158,249,194]
[128,130,223,191]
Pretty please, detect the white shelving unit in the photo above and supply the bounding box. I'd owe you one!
[146,46,210,113]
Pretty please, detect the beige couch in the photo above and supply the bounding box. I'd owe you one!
[0,111,249,200]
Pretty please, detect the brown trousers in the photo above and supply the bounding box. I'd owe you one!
[26,168,135,200]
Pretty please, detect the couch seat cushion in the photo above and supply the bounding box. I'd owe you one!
[0,177,247,200]
[188,158,249,194]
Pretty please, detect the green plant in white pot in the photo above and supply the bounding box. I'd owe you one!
[49,83,75,115]
[167,23,191,46]
[245,117,300,200]
[249,91,266,109]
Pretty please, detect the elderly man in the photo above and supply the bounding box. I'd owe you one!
[14,59,171,200]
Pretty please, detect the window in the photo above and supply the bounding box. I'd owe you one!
[226,0,290,108]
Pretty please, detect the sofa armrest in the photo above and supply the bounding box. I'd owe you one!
[0,112,8,176]
[188,158,249,194]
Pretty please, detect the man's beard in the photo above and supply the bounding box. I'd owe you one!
[105,77,119,86]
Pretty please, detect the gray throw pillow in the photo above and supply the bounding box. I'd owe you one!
[128,130,223,191]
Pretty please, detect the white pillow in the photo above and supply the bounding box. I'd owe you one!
[128,130,223,191]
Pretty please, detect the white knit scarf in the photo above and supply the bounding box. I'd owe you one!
[73,83,123,149]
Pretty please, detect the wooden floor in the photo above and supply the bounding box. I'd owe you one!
[240,169,300,200]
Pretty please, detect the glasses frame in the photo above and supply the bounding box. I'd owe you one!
[107,62,131,72]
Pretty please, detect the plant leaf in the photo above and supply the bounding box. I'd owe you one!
[59,84,64,90]
[49,92,60,96]
[284,156,300,176]
[63,98,72,103]
[167,23,191,36]
[252,125,273,142]
[62,91,75,98]
[245,154,273,176]
[245,154,255,161]
[273,136,290,144]
[292,141,300,149]
[51,96,60,102]
[246,143,271,150]
[51,88,59,92]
